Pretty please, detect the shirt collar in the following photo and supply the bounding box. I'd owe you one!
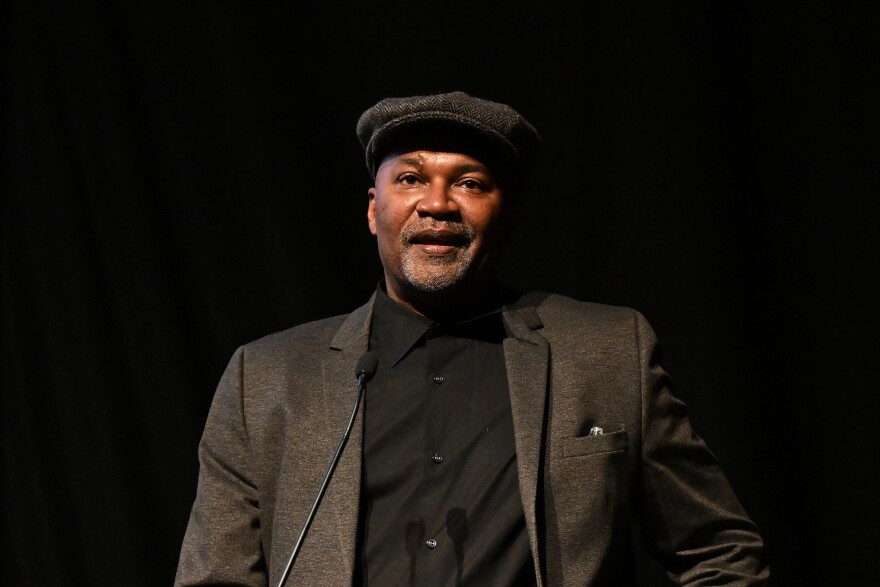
[370,283,512,367]
[371,285,434,368]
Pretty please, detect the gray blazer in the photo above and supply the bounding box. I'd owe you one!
[175,293,767,586]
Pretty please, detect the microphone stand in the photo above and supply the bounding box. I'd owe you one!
[276,355,377,587]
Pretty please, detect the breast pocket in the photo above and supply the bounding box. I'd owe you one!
[552,428,631,583]
[561,428,628,459]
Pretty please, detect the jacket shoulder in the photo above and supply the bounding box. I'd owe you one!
[243,313,349,356]
[217,315,349,381]
[516,292,658,355]
[232,294,374,378]
[523,291,643,328]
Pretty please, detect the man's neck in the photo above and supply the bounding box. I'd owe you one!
[383,278,508,324]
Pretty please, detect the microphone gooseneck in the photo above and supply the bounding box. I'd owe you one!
[276,352,378,587]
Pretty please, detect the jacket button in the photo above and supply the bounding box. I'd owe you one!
[432,453,443,464]
[425,538,437,549]
[432,375,444,385]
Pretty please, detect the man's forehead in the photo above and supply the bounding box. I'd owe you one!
[379,149,492,172]
[377,129,511,177]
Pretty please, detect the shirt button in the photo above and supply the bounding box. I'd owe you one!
[431,453,443,464]
[425,538,437,549]
[432,375,444,385]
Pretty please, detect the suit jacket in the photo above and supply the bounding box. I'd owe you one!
[175,292,768,586]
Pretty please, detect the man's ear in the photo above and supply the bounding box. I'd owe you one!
[367,187,378,236]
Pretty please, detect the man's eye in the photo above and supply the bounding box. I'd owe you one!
[398,174,420,185]
[460,179,482,190]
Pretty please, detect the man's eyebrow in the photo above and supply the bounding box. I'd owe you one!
[394,157,423,167]
[389,158,491,176]
[453,163,490,175]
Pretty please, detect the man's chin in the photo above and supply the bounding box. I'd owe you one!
[404,274,465,293]
[401,264,470,293]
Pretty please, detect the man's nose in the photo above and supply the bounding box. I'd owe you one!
[416,183,460,217]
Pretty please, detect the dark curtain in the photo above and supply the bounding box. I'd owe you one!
[3,2,877,585]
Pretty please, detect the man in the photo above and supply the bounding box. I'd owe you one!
[175,92,768,586]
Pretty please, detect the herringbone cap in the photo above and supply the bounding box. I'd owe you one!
[357,91,541,178]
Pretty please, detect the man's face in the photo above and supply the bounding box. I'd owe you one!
[368,148,509,307]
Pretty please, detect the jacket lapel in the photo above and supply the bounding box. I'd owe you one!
[502,304,549,587]
[318,296,375,581]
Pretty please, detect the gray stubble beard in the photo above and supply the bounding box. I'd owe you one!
[400,245,474,292]
[398,222,476,292]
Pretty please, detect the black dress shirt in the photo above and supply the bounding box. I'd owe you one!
[358,286,536,586]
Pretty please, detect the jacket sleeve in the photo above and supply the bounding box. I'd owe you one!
[174,347,268,586]
[634,313,769,585]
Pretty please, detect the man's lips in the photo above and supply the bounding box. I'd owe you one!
[409,230,470,246]
[408,229,470,255]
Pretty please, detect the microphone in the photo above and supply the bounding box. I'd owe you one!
[355,352,379,385]
[276,352,378,587]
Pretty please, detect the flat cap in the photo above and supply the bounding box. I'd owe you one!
[357,91,541,178]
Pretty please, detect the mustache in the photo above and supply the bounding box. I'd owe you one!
[401,221,475,246]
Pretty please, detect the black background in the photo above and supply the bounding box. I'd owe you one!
[3,2,878,585]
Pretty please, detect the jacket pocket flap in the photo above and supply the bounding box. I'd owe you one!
[562,429,628,458]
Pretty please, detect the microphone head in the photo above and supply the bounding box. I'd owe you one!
[355,352,379,381]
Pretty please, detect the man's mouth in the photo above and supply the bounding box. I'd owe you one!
[408,230,470,255]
